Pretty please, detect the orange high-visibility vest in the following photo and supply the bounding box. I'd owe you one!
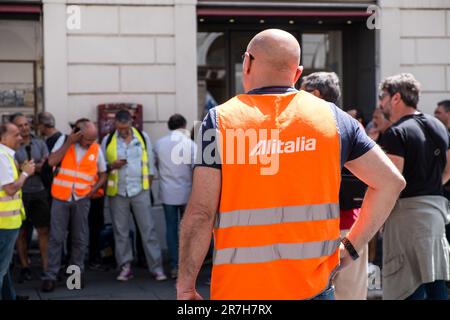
[211,91,341,300]
[51,143,100,201]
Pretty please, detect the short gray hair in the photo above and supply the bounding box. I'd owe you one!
[38,112,55,128]
[379,73,421,108]
[301,72,341,104]
[0,122,14,140]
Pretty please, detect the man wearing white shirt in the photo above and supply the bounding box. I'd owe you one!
[154,114,196,279]
[0,123,35,300]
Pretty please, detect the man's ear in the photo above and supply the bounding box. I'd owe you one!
[311,89,322,99]
[243,52,252,74]
[293,66,303,85]
[392,92,402,105]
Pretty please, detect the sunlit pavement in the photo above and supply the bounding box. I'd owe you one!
[13,260,212,300]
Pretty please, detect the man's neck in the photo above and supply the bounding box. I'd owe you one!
[0,143,15,153]
[393,106,418,123]
[22,135,31,144]
[118,129,133,144]
[46,128,58,138]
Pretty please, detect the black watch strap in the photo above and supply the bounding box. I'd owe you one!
[341,237,359,261]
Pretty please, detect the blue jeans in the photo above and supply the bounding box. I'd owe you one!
[406,281,449,300]
[312,286,335,300]
[0,228,20,300]
[162,204,185,269]
[2,268,16,300]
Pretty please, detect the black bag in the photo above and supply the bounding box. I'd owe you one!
[40,132,63,190]
[339,168,367,210]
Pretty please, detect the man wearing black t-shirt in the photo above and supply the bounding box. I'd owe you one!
[379,73,450,300]
[37,112,62,194]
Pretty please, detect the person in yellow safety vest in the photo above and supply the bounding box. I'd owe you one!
[41,119,107,293]
[102,109,167,282]
[176,29,406,300]
[0,122,35,300]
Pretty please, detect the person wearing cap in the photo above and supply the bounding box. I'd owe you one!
[37,111,63,198]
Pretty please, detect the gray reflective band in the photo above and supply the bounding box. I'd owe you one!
[53,178,90,190]
[0,209,20,217]
[59,168,94,182]
[216,203,339,229]
[213,239,340,265]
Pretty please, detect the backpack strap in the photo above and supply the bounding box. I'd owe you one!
[53,135,68,177]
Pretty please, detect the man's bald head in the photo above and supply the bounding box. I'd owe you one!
[247,29,301,72]
[242,29,303,92]
[78,120,98,148]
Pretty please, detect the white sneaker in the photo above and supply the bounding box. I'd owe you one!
[117,264,133,281]
[152,271,167,281]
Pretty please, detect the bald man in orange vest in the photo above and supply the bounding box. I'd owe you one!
[177,29,405,300]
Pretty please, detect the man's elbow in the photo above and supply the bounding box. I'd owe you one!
[3,185,17,197]
[47,155,57,167]
[392,174,406,194]
[187,204,216,225]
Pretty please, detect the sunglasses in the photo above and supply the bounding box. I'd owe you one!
[241,52,255,62]
[378,91,390,100]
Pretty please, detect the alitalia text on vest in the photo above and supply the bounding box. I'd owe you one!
[250,137,317,156]
[170,127,318,176]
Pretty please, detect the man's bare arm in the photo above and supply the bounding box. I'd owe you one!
[48,131,81,167]
[344,145,405,255]
[92,172,107,195]
[442,149,450,185]
[3,175,28,196]
[2,161,35,196]
[177,167,221,300]
[386,154,404,174]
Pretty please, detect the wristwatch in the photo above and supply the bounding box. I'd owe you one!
[341,237,359,261]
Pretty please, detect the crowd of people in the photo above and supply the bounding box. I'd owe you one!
[1,28,450,301]
[0,110,195,298]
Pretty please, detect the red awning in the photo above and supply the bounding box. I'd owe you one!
[0,5,41,14]
[197,8,370,17]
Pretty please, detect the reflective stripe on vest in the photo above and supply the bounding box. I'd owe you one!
[214,238,340,265]
[105,127,149,197]
[0,193,21,217]
[51,143,100,201]
[53,178,91,190]
[58,168,95,182]
[0,149,24,229]
[215,203,339,229]
[212,91,341,300]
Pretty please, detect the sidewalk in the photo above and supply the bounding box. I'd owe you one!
[14,263,212,300]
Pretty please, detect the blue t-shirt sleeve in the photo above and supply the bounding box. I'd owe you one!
[194,108,221,169]
[329,103,376,167]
